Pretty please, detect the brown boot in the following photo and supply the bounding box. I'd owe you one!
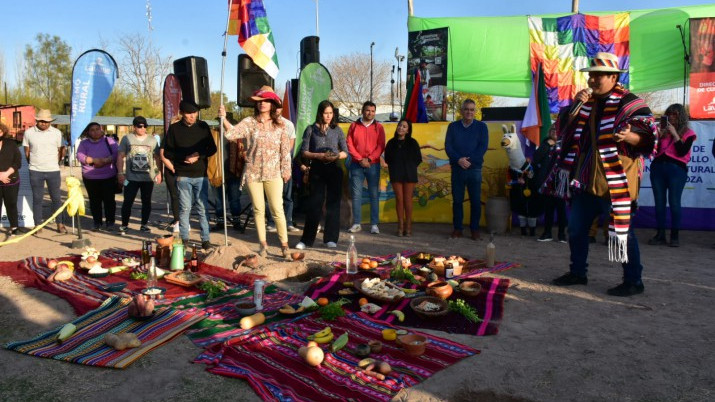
[405,221,412,237]
[57,223,68,234]
[396,221,404,237]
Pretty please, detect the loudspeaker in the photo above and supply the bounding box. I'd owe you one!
[237,54,275,108]
[173,56,211,109]
[300,36,320,69]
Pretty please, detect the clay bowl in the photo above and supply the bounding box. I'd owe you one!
[291,252,305,261]
[459,280,482,297]
[355,344,371,357]
[242,254,259,268]
[396,334,428,357]
[368,340,383,353]
[409,296,449,320]
[425,281,453,300]
[235,301,257,315]
[156,235,174,248]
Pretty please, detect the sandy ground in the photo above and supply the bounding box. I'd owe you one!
[1,172,714,402]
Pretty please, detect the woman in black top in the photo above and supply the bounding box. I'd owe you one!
[384,119,422,236]
[0,123,23,236]
[295,100,348,249]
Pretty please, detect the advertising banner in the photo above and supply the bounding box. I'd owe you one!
[69,49,118,146]
[295,63,332,156]
[689,18,715,119]
[408,27,448,121]
[163,74,182,133]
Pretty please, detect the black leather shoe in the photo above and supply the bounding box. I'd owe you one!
[607,282,644,297]
[552,272,588,286]
[647,235,667,246]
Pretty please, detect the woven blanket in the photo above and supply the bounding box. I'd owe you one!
[196,313,478,402]
[4,296,205,369]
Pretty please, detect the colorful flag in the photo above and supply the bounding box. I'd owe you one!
[227,0,279,79]
[402,69,428,123]
[528,13,630,113]
[69,49,118,146]
[521,64,551,146]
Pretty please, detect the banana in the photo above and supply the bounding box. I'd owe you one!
[313,332,334,344]
[389,310,405,322]
[401,287,417,294]
[308,326,332,340]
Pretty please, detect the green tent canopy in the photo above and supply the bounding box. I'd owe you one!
[408,4,715,97]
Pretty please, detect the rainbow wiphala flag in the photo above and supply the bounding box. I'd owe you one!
[528,13,630,113]
[228,0,279,79]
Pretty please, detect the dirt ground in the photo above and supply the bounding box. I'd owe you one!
[1,173,714,402]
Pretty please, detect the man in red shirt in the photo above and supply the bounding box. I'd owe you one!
[347,101,386,234]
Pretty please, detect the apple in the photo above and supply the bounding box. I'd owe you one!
[47,259,58,270]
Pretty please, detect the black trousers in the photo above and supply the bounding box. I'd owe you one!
[121,180,154,226]
[0,183,20,227]
[543,195,567,234]
[83,177,116,226]
[164,169,180,223]
[300,162,343,246]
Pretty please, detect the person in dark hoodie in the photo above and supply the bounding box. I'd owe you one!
[0,123,22,236]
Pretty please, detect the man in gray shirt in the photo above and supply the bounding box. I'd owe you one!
[22,109,66,234]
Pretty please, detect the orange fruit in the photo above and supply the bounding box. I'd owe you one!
[358,297,369,306]
[369,260,379,269]
[362,258,371,264]
[317,297,329,306]
[359,262,371,270]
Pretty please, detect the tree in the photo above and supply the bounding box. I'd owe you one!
[115,33,172,109]
[200,91,240,123]
[325,52,391,117]
[23,34,72,111]
[444,91,493,120]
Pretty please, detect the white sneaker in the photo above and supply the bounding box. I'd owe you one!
[266,224,277,233]
[370,225,380,234]
[295,242,306,250]
[287,225,301,233]
[325,241,337,248]
[348,224,362,233]
[172,222,180,233]
[317,224,323,233]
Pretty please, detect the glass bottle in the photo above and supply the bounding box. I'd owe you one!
[486,233,496,268]
[346,235,358,274]
[190,246,199,272]
[147,257,157,290]
[141,240,151,267]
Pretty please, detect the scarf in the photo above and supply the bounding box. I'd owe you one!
[541,85,656,263]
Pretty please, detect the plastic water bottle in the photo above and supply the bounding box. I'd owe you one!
[346,235,358,274]
[486,233,496,268]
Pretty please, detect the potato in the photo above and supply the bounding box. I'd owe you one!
[104,332,141,350]
[47,259,58,270]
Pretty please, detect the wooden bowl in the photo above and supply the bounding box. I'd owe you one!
[425,281,453,300]
[409,296,449,320]
[156,235,174,248]
[396,334,429,357]
[459,280,482,297]
[235,301,256,315]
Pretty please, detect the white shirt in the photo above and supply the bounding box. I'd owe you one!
[22,126,62,172]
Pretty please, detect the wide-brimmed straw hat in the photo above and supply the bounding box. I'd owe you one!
[250,86,282,106]
[580,52,627,73]
[36,109,55,122]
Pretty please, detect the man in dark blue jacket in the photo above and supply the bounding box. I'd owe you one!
[444,99,489,240]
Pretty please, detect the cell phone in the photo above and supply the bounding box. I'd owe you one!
[660,116,668,129]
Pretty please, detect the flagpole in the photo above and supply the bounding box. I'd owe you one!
[218,1,232,247]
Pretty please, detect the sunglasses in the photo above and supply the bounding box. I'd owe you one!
[135,124,147,128]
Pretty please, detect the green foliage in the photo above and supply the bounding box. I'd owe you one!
[23,33,72,111]
[200,91,240,123]
[444,91,493,121]
[98,87,161,119]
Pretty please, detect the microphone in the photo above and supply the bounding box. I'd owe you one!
[570,88,593,117]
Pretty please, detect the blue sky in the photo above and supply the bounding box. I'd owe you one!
[1,0,711,105]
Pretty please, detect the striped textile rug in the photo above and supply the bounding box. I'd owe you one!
[4,296,205,369]
[196,313,478,402]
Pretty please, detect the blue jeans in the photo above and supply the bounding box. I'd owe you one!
[267,177,294,227]
[29,170,65,225]
[349,162,380,225]
[650,161,687,231]
[450,168,482,231]
[176,176,211,242]
[568,192,643,285]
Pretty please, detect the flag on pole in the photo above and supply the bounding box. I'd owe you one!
[227,0,279,79]
[521,63,551,146]
[402,68,428,123]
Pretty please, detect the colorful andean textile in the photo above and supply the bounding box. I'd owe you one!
[528,13,630,113]
[196,313,478,402]
[228,0,279,78]
[4,296,204,369]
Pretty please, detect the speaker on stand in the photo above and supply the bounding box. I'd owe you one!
[237,54,275,108]
[300,36,320,69]
[172,56,211,108]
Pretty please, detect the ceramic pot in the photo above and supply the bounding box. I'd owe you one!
[156,235,174,248]
[425,281,453,300]
[397,334,428,357]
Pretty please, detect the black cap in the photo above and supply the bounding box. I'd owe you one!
[179,100,199,113]
[132,116,148,127]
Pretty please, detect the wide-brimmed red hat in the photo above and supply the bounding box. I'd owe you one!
[250,86,282,106]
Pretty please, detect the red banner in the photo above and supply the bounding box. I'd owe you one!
[162,74,182,133]
[689,18,715,119]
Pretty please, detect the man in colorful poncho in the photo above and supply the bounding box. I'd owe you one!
[544,52,658,297]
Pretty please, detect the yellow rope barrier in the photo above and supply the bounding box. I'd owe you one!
[0,176,86,247]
